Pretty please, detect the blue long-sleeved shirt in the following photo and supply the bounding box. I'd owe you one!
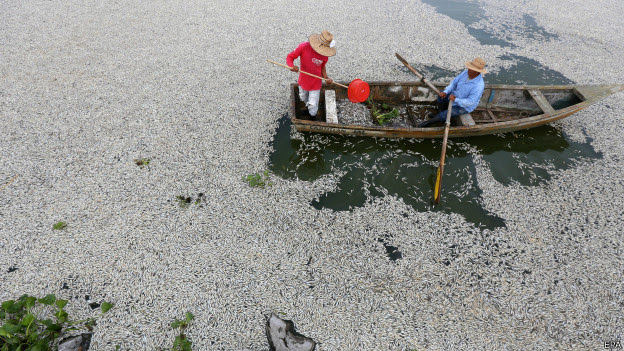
[443,69,484,113]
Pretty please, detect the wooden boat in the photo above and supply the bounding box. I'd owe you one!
[289,82,624,138]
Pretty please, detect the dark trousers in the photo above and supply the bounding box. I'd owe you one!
[419,96,469,127]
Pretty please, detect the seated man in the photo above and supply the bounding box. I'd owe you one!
[419,57,487,127]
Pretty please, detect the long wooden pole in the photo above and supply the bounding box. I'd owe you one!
[394,53,453,204]
[434,102,452,205]
[395,53,440,94]
[267,60,349,89]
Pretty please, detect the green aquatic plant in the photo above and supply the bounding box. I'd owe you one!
[170,312,194,351]
[176,195,191,208]
[376,109,400,126]
[176,193,204,208]
[243,170,273,188]
[366,98,399,126]
[52,222,67,230]
[134,158,151,168]
[0,294,112,351]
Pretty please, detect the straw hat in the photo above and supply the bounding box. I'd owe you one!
[309,30,336,57]
[464,57,488,74]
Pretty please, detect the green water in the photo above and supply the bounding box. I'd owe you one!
[267,1,600,231]
[419,54,573,85]
[269,115,600,229]
[419,0,570,85]
[421,0,559,48]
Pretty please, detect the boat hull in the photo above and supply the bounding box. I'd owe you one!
[289,82,624,139]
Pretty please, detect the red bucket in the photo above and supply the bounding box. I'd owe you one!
[347,79,370,103]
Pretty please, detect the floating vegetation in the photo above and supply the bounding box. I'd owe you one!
[52,221,67,230]
[170,312,194,351]
[0,294,112,351]
[176,193,205,208]
[243,170,273,188]
[134,158,151,168]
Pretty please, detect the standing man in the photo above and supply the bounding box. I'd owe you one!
[419,57,488,127]
[287,30,336,118]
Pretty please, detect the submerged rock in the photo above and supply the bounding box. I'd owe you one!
[266,313,316,351]
[58,333,92,351]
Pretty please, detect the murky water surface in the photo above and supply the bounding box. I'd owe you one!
[421,0,559,48]
[269,0,600,231]
[270,115,600,229]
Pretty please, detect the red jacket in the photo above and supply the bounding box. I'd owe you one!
[286,42,328,91]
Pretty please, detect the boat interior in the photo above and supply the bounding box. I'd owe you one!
[293,83,585,128]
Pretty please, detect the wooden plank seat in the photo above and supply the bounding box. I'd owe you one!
[455,113,476,126]
[324,90,338,124]
[527,89,555,114]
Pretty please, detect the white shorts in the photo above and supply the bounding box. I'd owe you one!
[299,88,321,116]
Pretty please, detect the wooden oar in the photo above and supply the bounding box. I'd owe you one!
[394,53,453,204]
[267,60,349,89]
[395,53,440,94]
[433,102,452,205]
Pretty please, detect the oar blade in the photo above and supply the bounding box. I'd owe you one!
[395,53,408,65]
[433,102,453,205]
[433,167,443,205]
